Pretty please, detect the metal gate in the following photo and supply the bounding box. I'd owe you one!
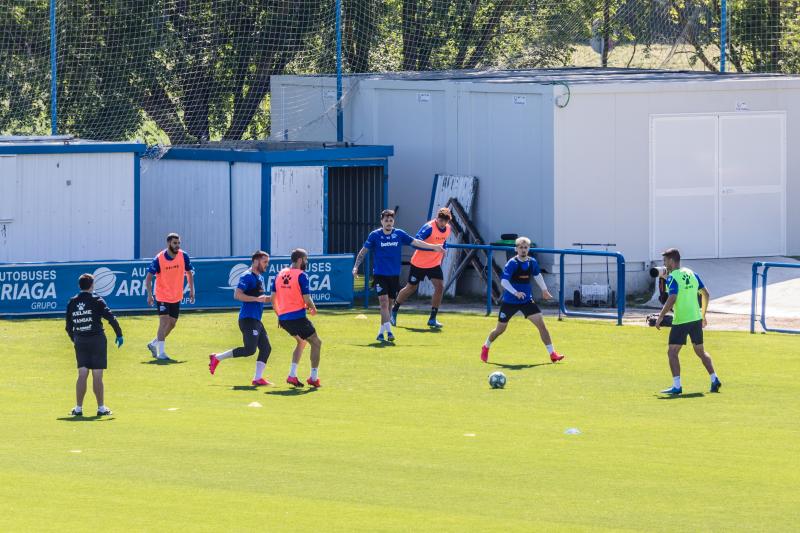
[327,166,384,254]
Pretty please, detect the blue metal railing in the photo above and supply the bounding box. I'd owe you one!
[445,244,626,325]
[750,261,800,334]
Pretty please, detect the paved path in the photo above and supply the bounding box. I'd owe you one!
[685,256,800,319]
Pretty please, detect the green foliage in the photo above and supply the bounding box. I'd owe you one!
[2,1,800,142]
[0,1,50,135]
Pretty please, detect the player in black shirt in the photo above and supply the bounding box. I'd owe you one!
[65,273,124,417]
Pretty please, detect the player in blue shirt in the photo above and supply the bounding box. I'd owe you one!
[208,251,274,386]
[352,209,445,343]
[480,237,565,364]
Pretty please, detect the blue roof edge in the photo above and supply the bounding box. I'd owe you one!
[160,145,394,163]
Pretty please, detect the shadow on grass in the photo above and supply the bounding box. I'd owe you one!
[354,341,396,348]
[56,416,115,422]
[265,388,317,397]
[398,326,443,333]
[489,362,550,371]
[141,359,186,365]
[656,392,705,400]
[231,385,258,391]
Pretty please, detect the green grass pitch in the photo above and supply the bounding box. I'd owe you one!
[1,310,798,531]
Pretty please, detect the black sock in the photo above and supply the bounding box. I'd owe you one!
[430,307,438,319]
[392,302,400,312]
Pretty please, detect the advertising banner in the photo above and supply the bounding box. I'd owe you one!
[0,255,354,317]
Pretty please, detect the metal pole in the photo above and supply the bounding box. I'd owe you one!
[486,249,493,316]
[50,0,57,135]
[616,255,625,326]
[335,0,344,142]
[720,0,727,73]
[558,254,566,321]
[760,267,769,332]
[750,263,759,334]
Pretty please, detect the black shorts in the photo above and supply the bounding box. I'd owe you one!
[498,301,542,323]
[669,319,704,346]
[74,334,108,369]
[373,275,400,299]
[279,318,317,340]
[157,301,180,319]
[407,264,444,285]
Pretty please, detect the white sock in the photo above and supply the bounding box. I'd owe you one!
[545,344,554,354]
[378,323,385,335]
[484,336,492,348]
[310,367,319,380]
[384,321,392,333]
[150,337,158,346]
[254,361,266,380]
[289,363,298,378]
[98,405,108,411]
[673,376,681,388]
[157,341,165,356]
[73,405,82,412]
[216,350,233,360]
[710,373,718,382]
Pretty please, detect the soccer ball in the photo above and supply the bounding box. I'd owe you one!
[488,371,506,389]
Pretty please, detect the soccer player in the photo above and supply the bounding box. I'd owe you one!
[480,236,565,364]
[208,251,273,386]
[391,207,452,328]
[352,209,445,342]
[654,248,722,395]
[272,248,323,388]
[65,273,124,417]
[144,233,195,360]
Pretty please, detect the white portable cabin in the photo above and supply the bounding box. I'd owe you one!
[272,69,800,289]
[0,137,144,262]
[139,142,393,258]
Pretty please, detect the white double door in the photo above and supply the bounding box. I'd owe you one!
[651,113,786,259]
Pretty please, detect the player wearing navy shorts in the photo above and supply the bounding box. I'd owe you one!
[144,233,194,360]
[272,248,323,388]
[66,273,124,416]
[480,237,565,364]
[391,207,452,328]
[208,251,274,386]
[352,209,445,343]
[654,248,721,395]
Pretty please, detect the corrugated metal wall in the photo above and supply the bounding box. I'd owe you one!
[140,158,385,259]
[327,166,384,254]
[140,159,230,258]
[231,163,261,256]
[140,159,260,258]
[0,152,134,262]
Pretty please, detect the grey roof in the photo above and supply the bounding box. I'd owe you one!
[169,140,353,151]
[289,67,800,85]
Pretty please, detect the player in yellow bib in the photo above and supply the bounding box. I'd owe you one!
[655,248,722,395]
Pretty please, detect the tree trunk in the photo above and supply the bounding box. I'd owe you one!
[601,0,611,68]
[464,0,511,69]
[402,0,419,70]
[454,0,479,69]
[140,83,192,145]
